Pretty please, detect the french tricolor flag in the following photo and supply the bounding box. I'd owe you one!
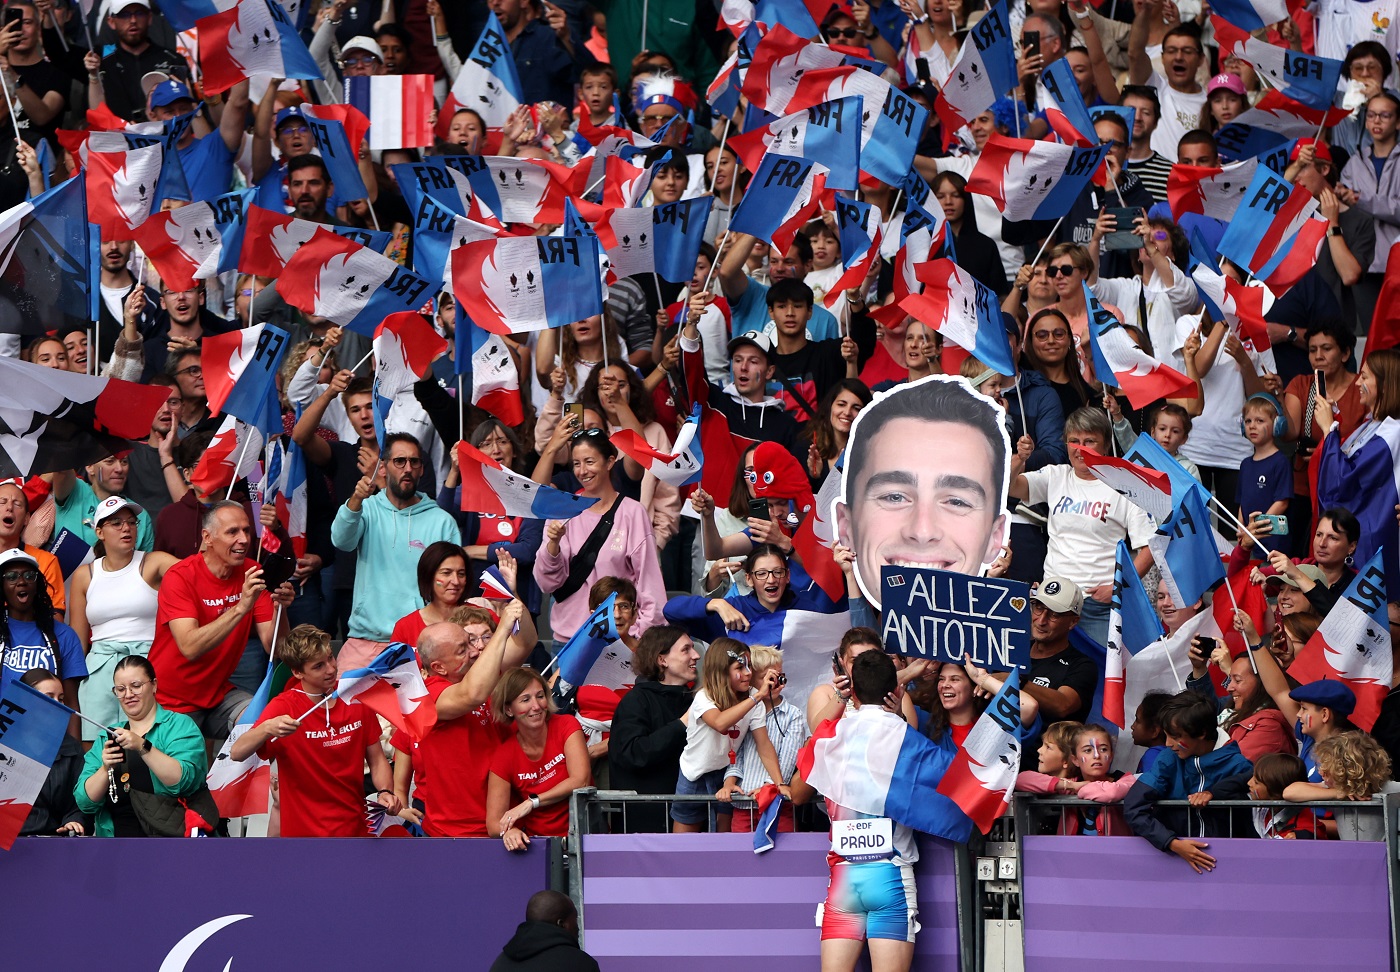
[189,415,263,497]
[935,670,1022,833]
[466,323,524,427]
[729,153,827,251]
[1104,541,1166,728]
[479,565,515,601]
[1166,157,1258,223]
[197,0,320,94]
[207,652,278,818]
[901,259,1017,376]
[279,230,437,337]
[469,156,591,226]
[1190,263,1274,358]
[1233,89,1352,137]
[335,643,438,742]
[1288,551,1392,732]
[452,235,604,335]
[0,675,70,849]
[824,195,882,307]
[967,133,1111,223]
[1212,17,1342,110]
[132,201,225,291]
[611,404,704,487]
[443,12,522,131]
[373,312,446,399]
[751,783,785,854]
[1209,0,1299,30]
[202,324,291,433]
[740,24,847,115]
[346,75,435,151]
[1216,166,1327,295]
[729,96,863,191]
[1038,57,1098,147]
[1079,446,1173,522]
[84,142,166,241]
[1085,283,1196,408]
[264,435,308,560]
[932,1,1017,148]
[457,441,595,520]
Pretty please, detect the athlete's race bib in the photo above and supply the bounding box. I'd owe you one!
[831,817,894,863]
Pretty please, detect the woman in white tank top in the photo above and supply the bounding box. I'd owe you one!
[69,497,178,741]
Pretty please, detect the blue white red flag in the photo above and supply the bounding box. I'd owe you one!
[824,194,882,307]
[457,440,595,520]
[202,324,290,433]
[554,593,622,690]
[188,415,263,497]
[479,564,515,601]
[373,312,446,400]
[1190,264,1273,357]
[1105,541,1166,727]
[1215,123,1289,165]
[729,153,827,250]
[1084,283,1195,408]
[932,2,1017,148]
[452,234,604,334]
[799,704,974,842]
[724,0,823,41]
[730,96,863,190]
[1289,550,1391,732]
[610,404,704,487]
[345,75,435,150]
[1124,434,1208,514]
[412,193,500,287]
[207,650,278,818]
[443,12,522,129]
[1149,480,1225,610]
[779,67,929,185]
[1317,421,1400,600]
[1166,158,1258,222]
[752,783,784,854]
[741,24,849,115]
[133,201,228,290]
[0,674,70,849]
[1208,0,1298,30]
[708,22,763,117]
[1216,166,1327,294]
[235,205,388,276]
[151,0,234,31]
[279,231,436,336]
[1039,56,1098,146]
[1213,17,1342,110]
[595,196,716,283]
[335,643,438,742]
[1232,89,1351,137]
[935,670,1021,833]
[84,142,181,240]
[296,103,371,200]
[265,431,308,559]
[197,0,320,93]
[901,259,1017,376]
[0,175,97,334]
[463,323,524,426]
[881,197,947,299]
[1079,446,1173,523]
[967,133,1111,222]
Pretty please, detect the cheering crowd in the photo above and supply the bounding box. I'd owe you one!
[2,0,1400,963]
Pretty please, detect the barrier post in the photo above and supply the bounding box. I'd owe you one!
[1385,790,1400,968]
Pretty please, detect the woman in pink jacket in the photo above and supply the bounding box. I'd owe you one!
[534,429,666,646]
[1017,725,1137,836]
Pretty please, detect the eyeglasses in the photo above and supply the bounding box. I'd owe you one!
[725,650,751,669]
[111,679,150,697]
[278,122,310,135]
[1032,328,1069,340]
[1044,265,1077,277]
[100,517,138,530]
[2,569,39,582]
[1366,111,1397,121]
[615,600,637,611]
[387,456,423,469]
[827,27,861,38]
[464,632,490,647]
[173,365,202,378]
[1161,46,1201,56]
[341,54,381,67]
[749,568,789,580]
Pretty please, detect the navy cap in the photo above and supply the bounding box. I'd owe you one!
[1289,679,1356,718]
[274,107,305,130]
[148,79,192,109]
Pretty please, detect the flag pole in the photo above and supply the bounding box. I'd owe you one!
[349,348,374,373]
[1205,494,1273,559]
[709,117,732,194]
[293,692,337,723]
[225,423,254,501]
[366,198,382,231]
[702,228,731,294]
[47,9,69,51]
[1106,161,1127,207]
[0,66,21,145]
[1164,638,1185,689]
[1027,216,1065,269]
[456,373,464,443]
[1222,580,1258,673]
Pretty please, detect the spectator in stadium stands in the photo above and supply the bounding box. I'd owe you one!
[1121,85,1172,204]
[0,548,83,716]
[608,625,698,833]
[165,346,213,438]
[1284,731,1395,840]
[1186,635,1296,761]
[231,625,401,836]
[330,431,459,648]
[1123,691,1254,872]
[1128,13,1206,159]
[534,429,665,646]
[97,0,187,122]
[147,501,294,738]
[488,667,592,849]
[1249,753,1328,839]
[727,645,810,833]
[490,890,600,972]
[1021,307,1095,422]
[0,478,64,615]
[1262,508,1361,618]
[391,540,470,648]
[49,454,154,551]
[802,379,871,485]
[76,656,213,837]
[124,376,186,517]
[18,668,88,836]
[679,319,805,462]
[1338,92,1399,330]
[415,605,531,838]
[69,496,177,742]
[717,231,843,342]
[1019,723,1137,835]
[1284,139,1374,331]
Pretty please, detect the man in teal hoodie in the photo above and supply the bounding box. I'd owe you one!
[331,432,460,649]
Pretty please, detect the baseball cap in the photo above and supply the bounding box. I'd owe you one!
[1289,137,1333,164]
[107,0,151,14]
[1033,577,1084,615]
[93,495,144,528]
[139,70,171,99]
[1207,73,1246,97]
[148,79,193,109]
[0,547,41,574]
[341,36,384,61]
[1289,679,1356,718]
[274,106,307,131]
[1265,563,1328,589]
[726,331,774,359]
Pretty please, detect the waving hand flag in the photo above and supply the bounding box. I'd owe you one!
[610,404,704,487]
[412,194,501,286]
[1039,56,1098,146]
[133,200,229,291]
[373,312,446,399]
[781,68,928,185]
[1215,166,1327,294]
[84,143,170,240]
[237,206,391,276]
[453,234,604,334]
[1105,541,1166,727]
[345,75,436,151]
[202,324,291,432]
[1215,123,1290,165]
[933,2,1017,148]
[1190,263,1273,357]
[151,0,237,30]
[554,593,622,690]
[457,441,595,520]
[730,96,864,190]
[1079,446,1173,522]
[968,134,1111,222]
[595,196,716,283]
[821,195,883,307]
[1124,434,1208,513]
[1289,551,1391,731]
[264,432,308,559]
[729,153,827,250]
[1212,17,1342,110]
[198,0,321,93]
[1149,481,1224,610]
[1232,89,1351,137]
[936,670,1022,833]
[741,24,849,115]
[1166,158,1258,222]
[189,416,263,496]
[279,231,436,336]
[335,643,438,741]
[207,652,277,818]
[0,675,70,849]
[1084,283,1195,408]
[463,322,524,426]
[0,175,98,335]
[1209,0,1299,30]
[901,259,1017,376]
[443,12,523,130]
[297,103,371,200]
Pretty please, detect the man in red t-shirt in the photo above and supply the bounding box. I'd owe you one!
[413,602,532,837]
[148,501,294,738]
[231,625,400,837]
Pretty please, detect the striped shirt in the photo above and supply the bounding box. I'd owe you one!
[730,698,811,790]
[1127,152,1173,206]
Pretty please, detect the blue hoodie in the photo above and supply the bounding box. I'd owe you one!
[1002,369,1068,469]
[331,492,461,641]
[663,578,843,648]
[1123,740,1254,852]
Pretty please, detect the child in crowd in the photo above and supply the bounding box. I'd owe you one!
[725,645,806,833]
[1019,724,1136,835]
[804,218,843,307]
[1023,720,1083,782]
[1249,753,1328,839]
[1132,692,1172,774]
[672,639,785,834]
[1237,393,1292,555]
[1124,692,1253,872]
[576,64,618,129]
[1109,402,1202,481]
[959,356,1009,409]
[1284,731,1395,839]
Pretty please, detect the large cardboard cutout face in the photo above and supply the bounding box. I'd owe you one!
[834,374,1011,609]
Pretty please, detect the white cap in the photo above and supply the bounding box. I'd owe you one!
[0,547,40,573]
[93,495,143,528]
[341,36,384,61]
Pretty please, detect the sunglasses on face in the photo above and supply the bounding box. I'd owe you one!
[827,27,861,38]
[1044,265,1078,277]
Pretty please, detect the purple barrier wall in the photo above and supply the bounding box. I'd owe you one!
[1023,836,1392,971]
[2,837,551,969]
[581,832,959,970]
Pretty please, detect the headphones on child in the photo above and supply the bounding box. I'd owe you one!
[1238,391,1288,439]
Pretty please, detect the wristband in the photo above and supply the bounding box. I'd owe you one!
[377,788,393,796]
[161,461,175,469]
[530,794,542,810]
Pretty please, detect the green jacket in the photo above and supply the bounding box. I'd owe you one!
[595,0,723,90]
[75,705,208,837]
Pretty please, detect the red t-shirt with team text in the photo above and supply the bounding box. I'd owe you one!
[256,687,380,837]
[150,554,273,712]
[489,714,587,838]
[416,675,506,837]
